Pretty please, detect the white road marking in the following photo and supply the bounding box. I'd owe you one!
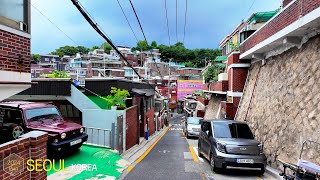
[193,147,204,162]
[184,152,193,159]
[170,128,183,130]
[158,150,170,153]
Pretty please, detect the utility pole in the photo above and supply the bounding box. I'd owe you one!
[167,58,172,124]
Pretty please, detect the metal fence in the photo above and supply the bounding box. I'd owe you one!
[83,124,114,149]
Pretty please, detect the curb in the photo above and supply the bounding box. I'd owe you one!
[119,126,171,180]
[266,166,282,180]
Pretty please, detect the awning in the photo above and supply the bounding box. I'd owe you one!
[131,88,155,96]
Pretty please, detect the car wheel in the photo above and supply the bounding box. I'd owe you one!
[210,153,220,173]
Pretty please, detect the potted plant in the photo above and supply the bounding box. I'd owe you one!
[105,87,130,110]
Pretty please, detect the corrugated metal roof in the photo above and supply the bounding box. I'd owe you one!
[131,88,155,96]
[214,56,228,62]
[249,10,279,23]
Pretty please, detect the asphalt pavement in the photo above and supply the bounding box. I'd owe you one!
[123,115,201,180]
[123,115,277,180]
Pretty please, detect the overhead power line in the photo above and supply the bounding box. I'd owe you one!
[70,0,159,94]
[127,0,164,81]
[164,0,171,46]
[128,0,148,43]
[183,0,188,45]
[116,0,139,42]
[30,2,78,45]
[176,0,178,43]
[245,0,256,19]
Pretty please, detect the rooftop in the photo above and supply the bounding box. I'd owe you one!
[0,101,54,109]
[248,10,279,23]
[214,56,228,62]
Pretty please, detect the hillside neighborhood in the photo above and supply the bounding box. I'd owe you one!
[1,0,320,180]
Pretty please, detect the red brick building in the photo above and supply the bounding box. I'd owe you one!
[0,1,32,101]
[203,54,250,119]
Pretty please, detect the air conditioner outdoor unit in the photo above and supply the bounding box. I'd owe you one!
[19,22,28,32]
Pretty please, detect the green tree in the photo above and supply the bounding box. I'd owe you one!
[91,46,100,51]
[150,41,157,49]
[184,61,195,67]
[100,42,112,53]
[136,40,150,51]
[31,54,41,62]
[76,46,90,54]
[51,46,78,57]
[203,64,224,83]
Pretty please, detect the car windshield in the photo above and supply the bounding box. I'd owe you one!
[187,117,202,124]
[214,122,254,139]
[25,107,61,121]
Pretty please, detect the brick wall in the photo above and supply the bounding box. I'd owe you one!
[221,98,240,120]
[283,0,294,7]
[145,107,155,136]
[241,0,320,54]
[212,80,228,92]
[0,29,30,73]
[231,68,248,92]
[227,53,241,67]
[232,97,241,118]
[126,105,138,150]
[0,131,48,180]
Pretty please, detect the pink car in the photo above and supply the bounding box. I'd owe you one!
[0,101,88,155]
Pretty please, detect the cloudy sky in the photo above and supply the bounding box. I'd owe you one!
[31,0,281,54]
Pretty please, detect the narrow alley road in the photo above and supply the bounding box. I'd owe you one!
[123,115,276,180]
[123,115,201,180]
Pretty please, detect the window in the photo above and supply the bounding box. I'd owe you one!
[25,107,60,120]
[187,117,202,125]
[201,122,212,136]
[213,122,254,139]
[1,109,23,124]
[0,0,29,31]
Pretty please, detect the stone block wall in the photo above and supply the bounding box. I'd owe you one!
[0,131,48,180]
[236,35,320,168]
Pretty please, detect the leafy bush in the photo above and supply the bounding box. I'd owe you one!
[203,65,223,83]
[43,70,69,78]
[103,87,130,109]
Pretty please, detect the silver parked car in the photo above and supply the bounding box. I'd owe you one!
[184,117,203,138]
[198,120,267,175]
